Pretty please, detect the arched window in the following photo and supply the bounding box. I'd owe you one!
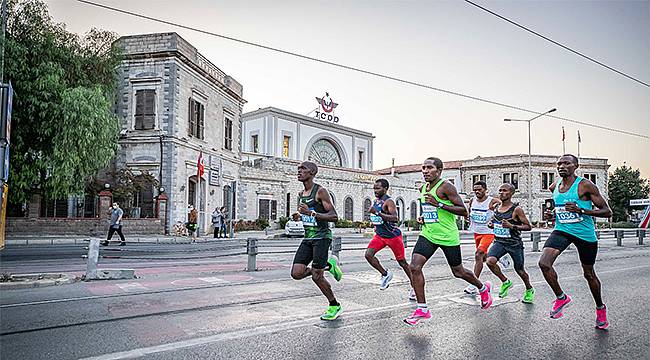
[363,198,372,222]
[395,198,405,222]
[344,196,354,221]
[410,201,418,220]
[308,139,342,167]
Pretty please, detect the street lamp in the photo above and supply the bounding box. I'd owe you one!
[504,108,557,216]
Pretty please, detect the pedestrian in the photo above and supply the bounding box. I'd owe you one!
[212,206,223,238]
[187,205,198,242]
[220,206,228,238]
[102,202,125,246]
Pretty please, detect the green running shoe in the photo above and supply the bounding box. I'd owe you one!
[522,287,535,304]
[320,304,342,321]
[327,255,343,282]
[499,279,513,298]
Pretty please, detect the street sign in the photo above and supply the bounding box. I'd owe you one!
[630,199,650,206]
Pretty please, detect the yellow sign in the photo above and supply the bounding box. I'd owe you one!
[0,183,7,251]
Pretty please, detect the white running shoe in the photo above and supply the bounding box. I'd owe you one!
[464,284,479,295]
[379,270,393,290]
[409,288,417,301]
[499,255,511,269]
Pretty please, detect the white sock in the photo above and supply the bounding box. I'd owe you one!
[417,303,429,312]
[479,284,487,293]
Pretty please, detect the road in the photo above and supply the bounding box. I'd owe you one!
[1,236,648,359]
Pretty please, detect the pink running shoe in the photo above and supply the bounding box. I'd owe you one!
[403,308,431,326]
[595,305,609,330]
[479,281,492,309]
[550,294,572,319]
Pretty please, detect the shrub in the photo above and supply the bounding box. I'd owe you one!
[335,219,355,228]
[404,219,421,231]
[609,221,638,229]
[278,216,289,229]
[255,218,270,229]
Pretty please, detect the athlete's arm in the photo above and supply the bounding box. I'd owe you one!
[513,207,532,231]
[315,187,339,222]
[489,198,501,211]
[578,180,612,219]
[465,198,473,220]
[440,182,468,217]
[379,198,399,222]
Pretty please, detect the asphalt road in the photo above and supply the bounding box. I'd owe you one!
[1,239,648,360]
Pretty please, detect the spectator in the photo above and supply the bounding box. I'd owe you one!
[102,202,125,246]
[187,205,198,242]
[212,206,224,238]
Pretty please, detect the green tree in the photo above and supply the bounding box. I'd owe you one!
[608,166,650,222]
[4,0,121,203]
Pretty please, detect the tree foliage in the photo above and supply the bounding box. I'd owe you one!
[4,0,121,203]
[608,166,650,222]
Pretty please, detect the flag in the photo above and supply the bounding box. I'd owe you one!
[577,130,581,143]
[562,126,565,141]
[197,151,205,178]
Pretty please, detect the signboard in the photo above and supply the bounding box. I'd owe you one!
[0,183,8,250]
[209,169,220,186]
[630,199,650,206]
[1,82,13,145]
[209,155,219,170]
[314,92,339,123]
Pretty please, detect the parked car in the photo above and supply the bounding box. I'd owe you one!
[285,214,305,237]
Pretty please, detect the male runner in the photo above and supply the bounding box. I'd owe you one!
[538,154,612,329]
[485,183,535,303]
[291,161,344,321]
[365,179,415,300]
[465,181,500,294]
[404,157,493,326]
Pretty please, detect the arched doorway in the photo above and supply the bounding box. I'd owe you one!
[344,196,354,221]
[410,200,418,220]
[363,198,372,222]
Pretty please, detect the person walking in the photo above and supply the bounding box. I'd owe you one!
[102,202,126,246]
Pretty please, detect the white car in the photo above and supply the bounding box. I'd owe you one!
[285,220,305,237]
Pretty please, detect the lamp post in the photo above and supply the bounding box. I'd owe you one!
[504,108,557,216]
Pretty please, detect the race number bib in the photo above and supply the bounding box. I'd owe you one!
[370,214,384,225]
[470,211,489,224]
[493,222,511,238]
[422,204,439,224]
[301,208,317,227]
[556,206,583,224]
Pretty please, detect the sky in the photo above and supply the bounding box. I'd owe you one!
[45,0,650,176]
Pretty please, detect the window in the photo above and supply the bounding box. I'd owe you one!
[542,172,555,190]
[503,172,519,189]
[358,150,364,169]
[410,201,418,220]
[584,173,597,184]
[258,199,270,220]
[188,98,205,139]
[286,193,291,217]
[447,178,455,185]
[363,198,372,222]
[472,174,486,184]
[251,135,259,153]
[344,197,354,221]
[135,89,156,130]
[282,136,290,158]
[224,117,233,150]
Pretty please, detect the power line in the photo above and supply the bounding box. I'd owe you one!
[464,0,649,88]
[75,0,649,139]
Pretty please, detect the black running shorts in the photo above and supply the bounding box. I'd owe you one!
[544,230,598,266]
[293,237,332,269]
[412,235,462,267]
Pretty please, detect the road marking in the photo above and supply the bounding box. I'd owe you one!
[115,283,149,292]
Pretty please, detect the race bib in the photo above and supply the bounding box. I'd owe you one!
[470,211,489,224]
[301,208,317,227]
[370,214,384,225]
[556,206,583,224]
[493,222,511,238]
[422,204,439,224]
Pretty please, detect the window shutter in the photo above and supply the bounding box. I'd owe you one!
[188,98,195,136]
[135,90,145,130]
[271,200,277,220]
[143,90,155,129]
[199,103,205,139]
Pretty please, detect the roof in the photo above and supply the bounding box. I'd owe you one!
[375,161,462,175]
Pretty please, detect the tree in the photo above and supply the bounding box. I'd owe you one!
[4,0,121,204]
[608,166,650,222]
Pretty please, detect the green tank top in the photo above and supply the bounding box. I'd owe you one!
[419,179,460,246]
[299,183,332,240]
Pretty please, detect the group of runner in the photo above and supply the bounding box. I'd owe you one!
[290,154,612,330]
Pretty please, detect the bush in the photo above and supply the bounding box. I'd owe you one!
[255,218,270,229]
[609,221,638,229]
[278,216,289,229]
[234,218,270,232]
[353,221,372,229]
[335,219,355,228]
[404,219,421,231]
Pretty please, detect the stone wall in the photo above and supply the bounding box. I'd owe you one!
[5,217,164,236]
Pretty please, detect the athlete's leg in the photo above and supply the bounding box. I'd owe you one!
[291,263,312,280]
[576,239,603,307]
[311,239,337,302]
[311,268,336,302]
[291,239,314,280]
[538,248,563,296]
[409,236,436,303]
[398,259,413,282]
[509,245,532,289]
[386,234,412,281]
[365,236,388,276]
[486,256,507,282]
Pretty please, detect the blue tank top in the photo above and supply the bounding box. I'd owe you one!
[553,176,597,242]
[370,195,401,239]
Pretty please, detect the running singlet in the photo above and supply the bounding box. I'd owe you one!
[419,180,460,246]
[492,203,522,246]
[371,195,401,239]
[299,184,332,240]
[469,196,494,235]
[553,176,596,242]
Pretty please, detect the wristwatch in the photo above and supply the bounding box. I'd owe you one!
[578,208,585,215]
[310,210,317,218]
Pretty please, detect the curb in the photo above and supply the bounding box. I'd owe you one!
[0,274,78,290]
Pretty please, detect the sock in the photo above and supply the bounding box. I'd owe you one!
[479,284,487,293]
[597,304,605,310]
[329,299,340,307]
[557,293,566,300]
[417,303,429,312]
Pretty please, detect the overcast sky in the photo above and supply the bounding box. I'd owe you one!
[46,0,650,177]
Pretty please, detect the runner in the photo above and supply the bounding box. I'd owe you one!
[404,157,493,326]
[291,161,344,321]
[538,154,612,329]
[485,183,535,303]
[365,178,415,300]
[465,181,500,295]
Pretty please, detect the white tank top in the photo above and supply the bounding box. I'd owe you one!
[469,196,494,234]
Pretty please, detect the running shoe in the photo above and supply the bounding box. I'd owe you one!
[320,304,342,321]
[498,255,511,269]
[379,270,393,290]
[408,288,417,301]
[479,281,493,309]
[595,305,609,330]
[463,284,478,295]
[327,256,343,282]
[403,308,431,326]
[100,241,109,246]
[521,288,535,304]
[498,279,513,298]
[550,294,572,319]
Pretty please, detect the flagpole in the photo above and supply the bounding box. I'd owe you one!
[577,130,581,159]
[562,126,566,154]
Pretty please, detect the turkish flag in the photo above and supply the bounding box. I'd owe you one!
[197,151,205,178]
